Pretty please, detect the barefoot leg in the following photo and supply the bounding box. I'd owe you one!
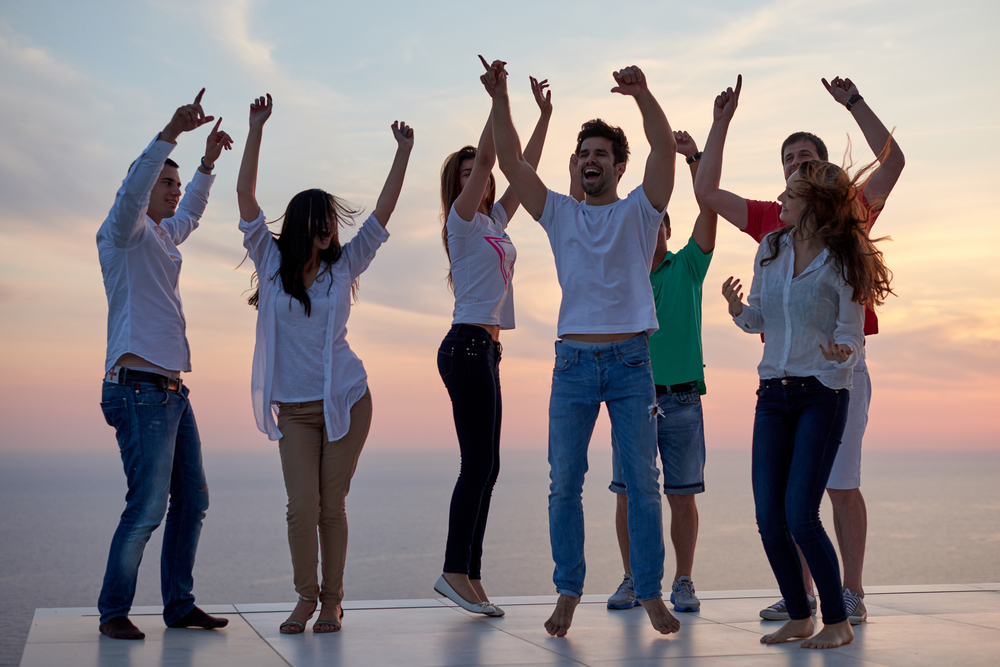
[801,620,854,649]
[760,618,814,644]
[469,579,489,603]
[638,597,680,634]
[544,595,580,637]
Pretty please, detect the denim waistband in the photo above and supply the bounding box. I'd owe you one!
[759,376,820,389]
[557,333,646,351]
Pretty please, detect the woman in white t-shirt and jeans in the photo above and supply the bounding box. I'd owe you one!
[432,71,552,615]
[722,159,892,649]
[236,94,413,634]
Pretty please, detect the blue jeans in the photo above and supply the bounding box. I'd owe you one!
[549,336,664,600]
[437,324,502,579]
[611,384,706,495]
[752,377,849,625]
[99,380,209,625]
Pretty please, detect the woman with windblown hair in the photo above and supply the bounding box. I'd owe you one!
[236,94,413,634]
[722,158,893,650]
[432,65,552,616]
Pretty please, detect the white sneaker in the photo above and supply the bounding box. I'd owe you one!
[607,574,639,609]
[670,576,700,612]
[759,593,817,620]
[843,588,867,624]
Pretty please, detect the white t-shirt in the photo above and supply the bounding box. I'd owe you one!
[448,203,516,329]
[538,185,661,337]
[272,277,332,403]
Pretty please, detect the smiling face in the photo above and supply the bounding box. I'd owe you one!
[577,136,625,197]
[778,171,807,227]
[147,164,182,224]
[782,139,822,180]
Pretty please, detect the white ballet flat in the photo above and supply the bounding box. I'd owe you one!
[434,575,497,615]
[485,604,505,617]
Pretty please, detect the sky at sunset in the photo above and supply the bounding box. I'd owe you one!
[1,0,998,455]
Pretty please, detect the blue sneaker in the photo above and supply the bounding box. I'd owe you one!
[670,576,701,612]
[607,574,639,609]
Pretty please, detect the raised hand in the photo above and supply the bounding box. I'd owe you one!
[722,276,745,317]
[822,76,860,106]
[674,130,698,158]
[161,88,215,143]
[819,341,854,364]
[610,65,647,97]
[479,55,508,97]
[530,76,552,114]
[249,94,273,128]
[203,119,234,168]
[391,120,414,151]
[713,74,742,123]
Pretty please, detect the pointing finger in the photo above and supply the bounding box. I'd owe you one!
[194,88,205,105]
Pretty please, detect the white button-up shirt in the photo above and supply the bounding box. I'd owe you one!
[733,230,864,390]
[240,209,389,441]
[97,137,214,373]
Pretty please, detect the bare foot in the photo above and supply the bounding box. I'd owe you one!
[801,620,853,649]
[639,597,680,634]
[280,598,316,634]
[470,579,489,603]
[544,595,580,637]
[441,572,484,604]
[313,603,343,633]
[761,617,814,644]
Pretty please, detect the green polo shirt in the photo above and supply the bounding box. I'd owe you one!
[648,235,712,393]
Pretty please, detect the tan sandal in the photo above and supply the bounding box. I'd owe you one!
[280,596,317,634]
[313,607,343,633]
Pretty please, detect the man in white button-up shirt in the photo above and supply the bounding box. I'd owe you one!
[95,90,232,640]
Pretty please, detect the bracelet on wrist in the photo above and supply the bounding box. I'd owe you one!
[845,94,863,111]
[686,151,703,165]
[200,157,214,171]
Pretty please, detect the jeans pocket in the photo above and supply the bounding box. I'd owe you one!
[438,345,455,381]
[675,390,701,405]
[134,387,170,406]
[620,347,650,368]
[101,397,131,449]
[553,354,572,373]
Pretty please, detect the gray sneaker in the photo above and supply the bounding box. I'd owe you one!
[759,593,817,620]
[670,576,701,612]
[843,588,867,624]
[607,574,639,609]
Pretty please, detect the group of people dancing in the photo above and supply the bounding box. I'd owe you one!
[95,55,902,652]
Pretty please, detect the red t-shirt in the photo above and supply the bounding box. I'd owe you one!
[743,194,880,336]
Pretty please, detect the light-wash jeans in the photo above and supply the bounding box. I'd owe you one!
[548,335,665,600]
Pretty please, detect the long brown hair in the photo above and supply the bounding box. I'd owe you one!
[439,146,495,289]
[762,155,894,308]
[246,189,362,313]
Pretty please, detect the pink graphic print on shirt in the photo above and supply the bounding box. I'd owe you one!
[484,236,514,287]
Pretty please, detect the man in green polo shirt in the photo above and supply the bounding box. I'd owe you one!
[599,129,719,612]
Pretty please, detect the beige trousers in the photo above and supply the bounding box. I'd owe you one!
[276,388,372,605]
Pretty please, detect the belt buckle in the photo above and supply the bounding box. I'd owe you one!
[167,377,182,392]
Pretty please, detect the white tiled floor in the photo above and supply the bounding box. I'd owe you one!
[21,584,1000,666]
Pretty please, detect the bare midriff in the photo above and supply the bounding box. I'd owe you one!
[113,353,181,376]
[465,323,501,341]
[561,332,643,343]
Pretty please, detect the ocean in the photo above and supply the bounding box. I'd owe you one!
[1,446,998,665]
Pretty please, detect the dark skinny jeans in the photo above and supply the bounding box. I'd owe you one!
[752,376,850,625]
[437,324,502,579]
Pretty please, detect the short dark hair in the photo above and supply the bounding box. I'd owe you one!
[781,132,828,162]
[576,119,629,165]
[127,157,180,174]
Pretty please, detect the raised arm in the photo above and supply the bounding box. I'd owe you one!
[236,94,272,222]
[611,66,675,212]
[486,57,548,220]
[371,121,415,228]
[452,113,497,221]
[497,75,552,220]
[200,118,233,174]
[675,131,718,254]
[822,76,904,208]
[694,75,749,230]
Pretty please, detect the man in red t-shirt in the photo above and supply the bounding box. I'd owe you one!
[694,75,904,625]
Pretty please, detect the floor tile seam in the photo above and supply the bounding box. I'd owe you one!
[922,613,1000,632]
[237,612,295,667]
[453,616,596,667]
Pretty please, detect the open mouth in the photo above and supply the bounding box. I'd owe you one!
[582,166,601,180]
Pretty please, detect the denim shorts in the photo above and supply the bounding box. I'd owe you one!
[611,385,705,495]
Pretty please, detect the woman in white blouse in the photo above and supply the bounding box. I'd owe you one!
[722,159,892,650]
[432,68,551,615]
[236,94,413,634]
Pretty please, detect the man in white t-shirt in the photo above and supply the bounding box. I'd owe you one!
[486,58,679,636]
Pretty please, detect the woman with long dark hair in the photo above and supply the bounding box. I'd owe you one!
[236,94,413,634]
[432,67,551,615]
[722,159,892,649]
